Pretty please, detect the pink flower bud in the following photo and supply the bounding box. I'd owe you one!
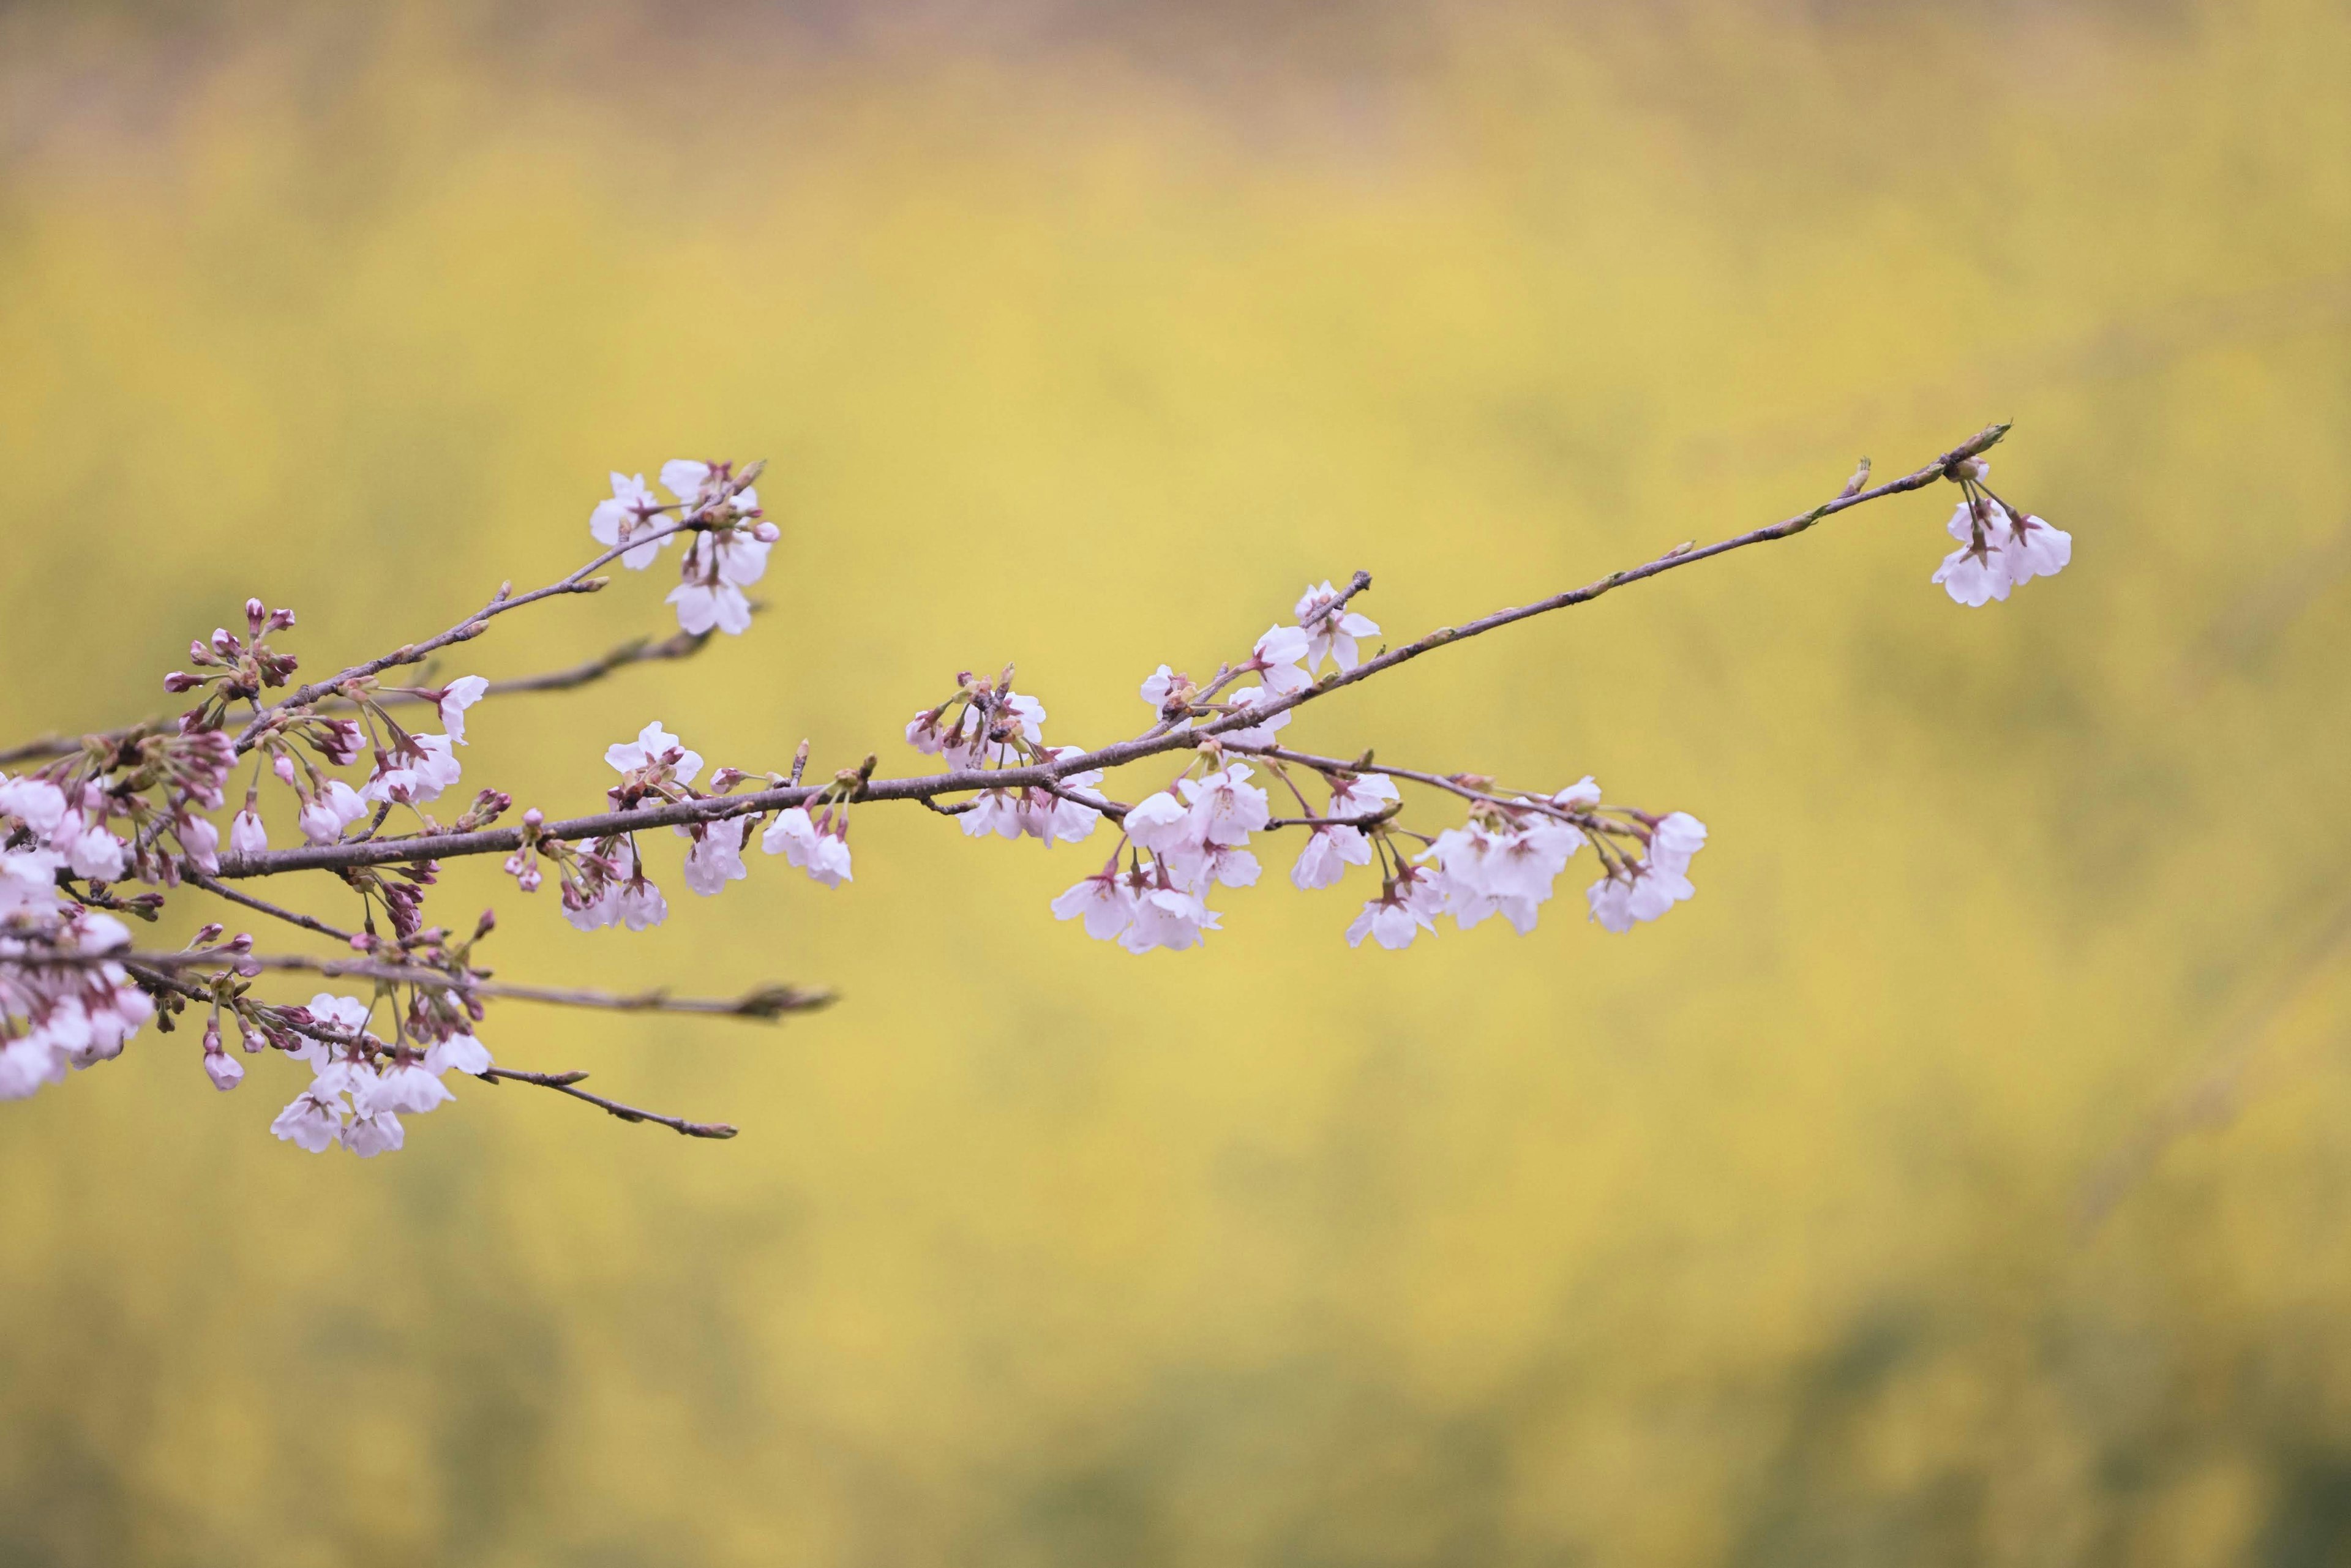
[752,521,781,544]
[163,672,203,693]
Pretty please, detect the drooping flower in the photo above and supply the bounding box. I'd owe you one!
[230,808,269,857]
[355,1060,455,1117]
[300,781,370,845]
[1122,790,1199,856]
[1345,867,1446,950]
[340,1109,405,1157]
[438,676,489,744]
[271,1076,348,1153]
[1121,882,1221,953]
[760,807,852,887]
[682,816,752,896]
[666,579,753,637]
[1051,869,1139,942]
[1291,824,1371,890]
[425,1033,493,1077]
[360,734,462,806]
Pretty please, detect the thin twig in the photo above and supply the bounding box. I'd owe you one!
[119,950,831,1019]
[481,1067,737,1138]
[184,871,359,942]
[364,625,726,707]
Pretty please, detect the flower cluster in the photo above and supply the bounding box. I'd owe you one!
[1930,460,2073,607]
[548,721,859,929]
[266,991,493,1158]
[0,852,151,1100]
[593,460,779,636]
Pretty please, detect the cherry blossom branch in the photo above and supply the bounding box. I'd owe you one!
[1187,422,2011,744]
[205,424,2004,882]
[479,1067,738,1139]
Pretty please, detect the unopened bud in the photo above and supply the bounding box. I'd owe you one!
[752,520,780,544]
[474,907,497,939]
[191,923,225,947]
[163,672,203,693]
[521,807,543,829]
[246,597,267,633]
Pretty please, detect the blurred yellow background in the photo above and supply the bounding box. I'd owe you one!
[3,1,2349,1562]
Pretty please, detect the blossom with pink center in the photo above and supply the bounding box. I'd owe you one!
[1246,625,1314,697]
[1051,869,1140,942]
[1120,882,1221,953]
[605,722,703,786]
[1181,764,1270,847]
[1294,581,1381,673]
[590,472,673,570]
[666,579,753,636]
[1345,868,1446,950]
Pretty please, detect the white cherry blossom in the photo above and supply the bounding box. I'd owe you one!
[0,776,67,836]
[300,780,369,845]
[1051,869,1139,942]
[761,807,853,887]
[590,472,673,571]
[1346,868,1445,950]
[1217,686,1289,748]
[425,1033,493,1076]
[1295,580,1381,673]
[439,675,489,743]
[230,808,268,856]
[1291,825,1371,890]
[667,579,752,636]
[361,733,461,806]
[1121,882,1221,953]
[683,817,752,896]
[1182,764,1270,847]
[606,722,703,785]
[1247,625,1314,697]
